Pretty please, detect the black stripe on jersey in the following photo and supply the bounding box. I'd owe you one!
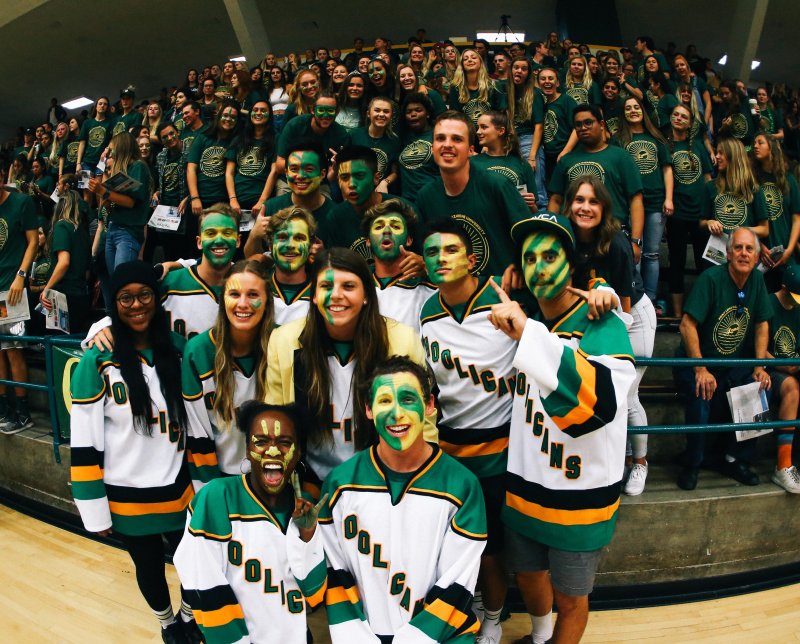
[189,264,219,301]
[186,436,216,454]
[187,526,231,542]
[327,567,358,592]
[189,584,240,612]
[438,422,510,445]
[506,471,621,510]
[328,485,388,510]
[424,583,479,634]
[71,446,104,467]
[405,488,463,509]
[272,274,311,304]
[105,466,191,503]
[420,310,450,325]
[561,357,618,439]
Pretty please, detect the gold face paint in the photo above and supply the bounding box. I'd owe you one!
[521,232,571,299]
[423,232,471,284]
[370,372,427,452]
[248,413,300,496]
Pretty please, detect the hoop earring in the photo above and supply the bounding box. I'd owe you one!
[240,458,248,474]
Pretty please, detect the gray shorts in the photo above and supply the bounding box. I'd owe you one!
[505,527,603,596]
[0,321,25,350]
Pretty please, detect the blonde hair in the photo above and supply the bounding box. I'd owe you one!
[508,57,535,126]
[452,49,494,104]
[567,56,593,91]
[715,138,758,202]
[288,70,319,116]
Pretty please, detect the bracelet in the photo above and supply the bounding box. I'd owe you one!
[230,197,238,202]
[191,196,200,201]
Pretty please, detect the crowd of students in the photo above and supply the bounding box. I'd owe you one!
[1,29,799,644]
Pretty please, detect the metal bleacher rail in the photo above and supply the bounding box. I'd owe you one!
[0,334,797,461]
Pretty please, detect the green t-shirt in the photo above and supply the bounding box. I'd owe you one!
[602,99,623,137]
[542,92,579,156]
[13,145,31,159]
[0,192,38,290]
[470,153,537,195]
[63,137,80,167]
[188,132,231,204]
[549,144,644,225]
[758,107,785,136]
[645,92,680,132]
[670,138,714,220]
[447,84,508,124]
[107,160,153,240]
[760,173,800,255]
[78,118,114,166]
[416,166,528,276]
[564,81,602,107]
[111,111,142,136]
[224,136,276,209]
[703,181,768,232]
[636,52,670,83]
[180,123,209,156]
[513,89,545,136]
[349,127,402,181]
[398,129,439,203]
[682,264,772,358]
[276,115,351,160]
[47,219,91,296]
[768,293,800,358]
[612,132,672,213]
[720,100,757,146]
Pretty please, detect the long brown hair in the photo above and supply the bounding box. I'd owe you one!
[212,260,274,424]
[752,131,789,195]
[562,175,620,256]
[617,95,666,147]
[300,248,389,450]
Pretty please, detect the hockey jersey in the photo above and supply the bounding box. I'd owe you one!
[70,340,192,536]
[319,445,486,643]
[174,475,326,644]
[161,264,222,338]
[502,301,636,552]
[266,317,438,490]
[420,277,516,478]
[373,272,436,332]
[182,330,257,488]
[270,273,311,326]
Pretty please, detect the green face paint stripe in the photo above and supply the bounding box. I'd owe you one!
[370,215,408,262]
[201,213,238,267]
[249,297,262,310]
[273,220,311,272]
[316,268,336,324]
[370,374,426,451]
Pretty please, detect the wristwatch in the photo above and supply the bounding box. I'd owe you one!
[16,269,26,278]
[631,237,643,248]
[103,189,111,201]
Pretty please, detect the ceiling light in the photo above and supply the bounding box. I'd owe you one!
[476,32,525,43]
[230,55,247,62]
[62,97,94,110]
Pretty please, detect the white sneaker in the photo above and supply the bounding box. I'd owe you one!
[476,627,502,644]
[771,466,800,494]
[624,463,648,496]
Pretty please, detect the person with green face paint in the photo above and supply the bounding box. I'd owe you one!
[275,92,351,190]
[265,206,316,325]
[83,204,242,351]
[362,198,435,330]
[324,147,425,280]
[313,356,487,642]
[174,400,329,644]
[487,212,635,644]
[244,140,336,258]
[419,217,518,643]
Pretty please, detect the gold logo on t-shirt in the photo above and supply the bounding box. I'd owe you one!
[761,183,783,221]
[200,145,226,177]
[713,305,750,355]
[774,325,798,358]
[451,214,489,274]
[714,193,747,230]
[627,140,658,174]
[567,161,605,183]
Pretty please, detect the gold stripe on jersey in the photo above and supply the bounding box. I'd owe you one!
[194,603,246,628]
[188,526,233,542]
[188,451,219,467]
[439,437,508,459]
[271,274,312,304]
[505,490,620,525]
[71,464,103,481]
[325,583,363,607]
[426,597,473,630]
[108,483,193,516]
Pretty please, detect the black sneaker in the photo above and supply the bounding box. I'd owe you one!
[161,620,185,644]
[181,616,204,643]
[0,412,33,435]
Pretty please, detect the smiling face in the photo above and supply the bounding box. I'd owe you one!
[347,76,365,99]
[286,150,322,195]
[602,81,619,101]
[368,61,387,86]
[369,99,392,129]
[198,213,239,268]
[224,271,268,332]
[332,65,348,84]
[726,228,758,281]
[715,147,728,172]
[219,105,239,131]
[476,114,502,148]
[461,49,481,72]
[250,101,270,127]
[272,217,310,273]
[298,72,319,98]
[423,232,474,284]
[313,268,366,334]
[645,56,659,73]
[522,231,572,300]
[433,118,472,171]
[115,282,156,335]
[369,213,409,261]
[538,69,559,96]
[368,372,429,452]
[570,182,603,234]
[399,67,417,90]
[248,411,300,496]
[313,97,336,128]
[338,159,375,205]
[623,98,643,124]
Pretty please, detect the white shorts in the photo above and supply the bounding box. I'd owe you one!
[0,321,25,350]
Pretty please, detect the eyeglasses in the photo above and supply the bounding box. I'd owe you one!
[116,289,155,308]
[736,290,746,315]
[574,118,597,130]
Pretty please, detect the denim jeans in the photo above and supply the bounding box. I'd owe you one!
[639,209,665,301]
[105,223,142,274]
[518,133,548,208]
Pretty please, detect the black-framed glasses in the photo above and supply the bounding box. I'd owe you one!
[736,290,745,315]
[574,118,597,130]
[116,290,155,308]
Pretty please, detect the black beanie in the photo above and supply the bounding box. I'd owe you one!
[110,260,159,297]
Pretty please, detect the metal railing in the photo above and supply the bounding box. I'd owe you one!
[0,335,797,460]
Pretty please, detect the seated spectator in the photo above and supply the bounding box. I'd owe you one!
[766,265,800,493]
[675,227,772,490]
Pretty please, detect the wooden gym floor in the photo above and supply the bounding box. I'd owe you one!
[1,505,798,642]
